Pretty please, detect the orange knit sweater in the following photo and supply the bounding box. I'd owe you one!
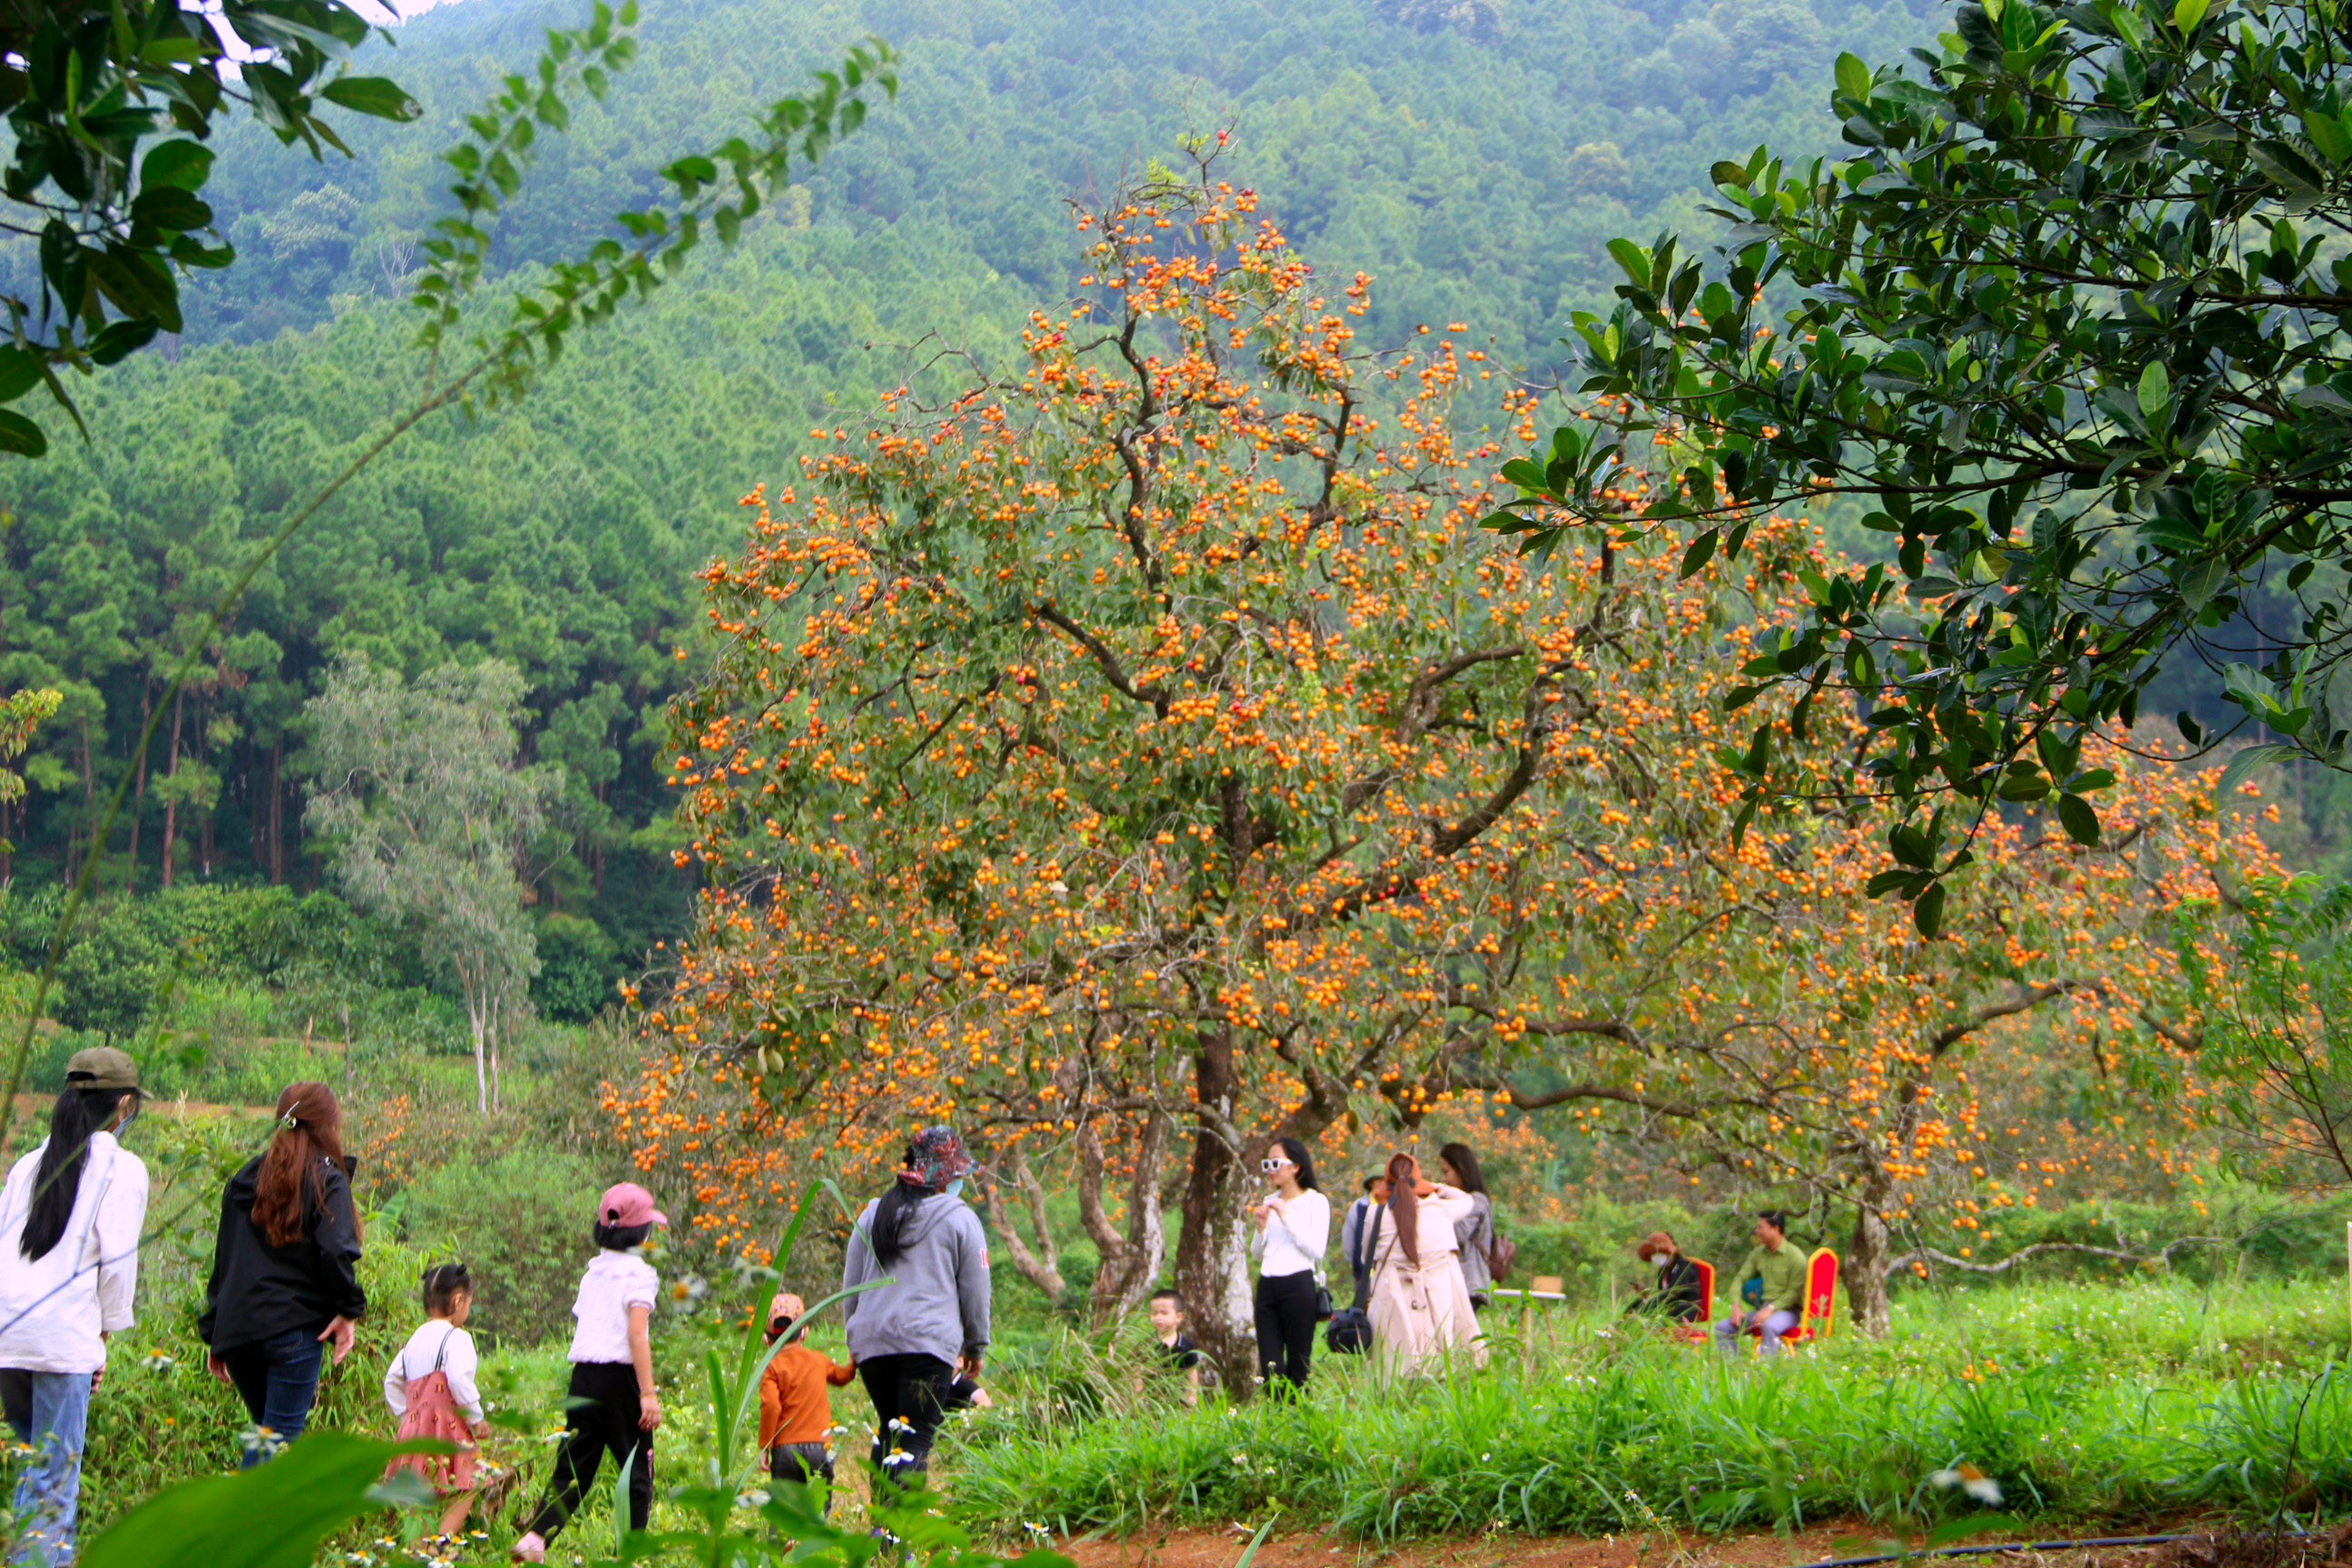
[758,1341,858,1447]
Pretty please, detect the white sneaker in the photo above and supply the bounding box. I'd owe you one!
[511,1532,547,1563]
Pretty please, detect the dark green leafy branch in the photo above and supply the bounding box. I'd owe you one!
[414,1,894,407]
[0,0,425,456]
[1485,0,2352,935]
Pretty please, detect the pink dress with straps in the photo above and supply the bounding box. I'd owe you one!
[386,1326,477,1494]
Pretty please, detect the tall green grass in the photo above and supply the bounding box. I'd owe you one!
[946,1279,2352,1543]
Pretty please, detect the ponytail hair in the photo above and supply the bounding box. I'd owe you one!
[422,1261,473,1315]
[20,1087,136,1262]
[1385,1152,1421,1267]
[871,1179,925,1266]
[251,1082,346,1250]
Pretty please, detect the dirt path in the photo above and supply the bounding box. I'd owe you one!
[1054,1527,2249,1568]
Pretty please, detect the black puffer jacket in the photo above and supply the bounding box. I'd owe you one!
[197,1154,366,1352]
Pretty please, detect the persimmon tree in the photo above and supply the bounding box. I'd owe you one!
[615,162,1838,1378]
[1409,521,2284,1330]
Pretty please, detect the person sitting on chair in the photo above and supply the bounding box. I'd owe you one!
[1623,1230,1706,1324]
[1712,1210,1806,1357]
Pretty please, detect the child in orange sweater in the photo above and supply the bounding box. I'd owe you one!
[758,1292,858,1510]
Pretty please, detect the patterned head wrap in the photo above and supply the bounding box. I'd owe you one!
[897,1125,974,1191]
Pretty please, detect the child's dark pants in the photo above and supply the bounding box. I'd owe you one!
[522,1361,654,1540]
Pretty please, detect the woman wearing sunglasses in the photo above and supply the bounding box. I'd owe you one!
[1247,1137,1328,1397]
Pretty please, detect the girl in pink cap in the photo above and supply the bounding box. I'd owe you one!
[511,1181,666,1563]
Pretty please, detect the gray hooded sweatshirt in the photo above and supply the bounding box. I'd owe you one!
[840,1190,991,1367]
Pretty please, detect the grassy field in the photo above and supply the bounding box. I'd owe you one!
[45,1083,2352,1563]
[17,965,2352,1563]
[944,1279,2352,1545]
[79,1269,2349,1562]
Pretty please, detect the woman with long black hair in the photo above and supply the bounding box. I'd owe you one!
[1437,1142,1495,1310]
[199,1081,367,1465]
[840,1127,990,1497]
[1248,1135,1329,1396]
[0,1047,148,1567]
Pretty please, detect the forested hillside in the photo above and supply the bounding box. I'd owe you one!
[0,0,1947,993]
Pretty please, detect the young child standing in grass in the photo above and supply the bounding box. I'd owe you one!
[384,1261,485,1546]
[511,1183,666,1564]
[757,1291,856,1512]
[1145,1289,1202,1404]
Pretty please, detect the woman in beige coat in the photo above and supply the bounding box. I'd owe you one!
[1365,1152,1486,1376]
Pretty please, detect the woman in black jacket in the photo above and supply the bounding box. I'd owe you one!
[198,1082,366,1465]
[1625,1230,1706,1324]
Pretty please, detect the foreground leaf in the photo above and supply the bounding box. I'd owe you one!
[81,1434,438,1568]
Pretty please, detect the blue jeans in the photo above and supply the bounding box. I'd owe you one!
[219,1328,326,1465]
[1714,1308,1798,1357]
[0,1368,91,1567]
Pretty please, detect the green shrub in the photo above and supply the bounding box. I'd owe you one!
[532,911,620,1024]
[399,1143,600,1347]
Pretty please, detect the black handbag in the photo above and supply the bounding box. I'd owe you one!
[1324,1205,1383,1353]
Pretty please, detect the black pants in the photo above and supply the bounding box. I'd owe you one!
[523,1362,653,1541]
[1254,1270,1318,1395]
[769,1441,836,1514]
[858,1352,954,1494]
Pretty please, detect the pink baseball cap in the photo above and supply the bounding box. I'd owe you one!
[598,1181,667,1229]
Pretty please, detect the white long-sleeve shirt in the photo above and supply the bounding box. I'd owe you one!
[0,1132,149,1374]
[1250,1188,1330,1279]
[383,1319,484,1425]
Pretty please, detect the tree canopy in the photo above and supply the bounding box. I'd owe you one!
[1488,0,2352,934]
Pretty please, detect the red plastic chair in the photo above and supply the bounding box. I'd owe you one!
[1747,1248,1838,1350]
[1672,1257,1715,1343]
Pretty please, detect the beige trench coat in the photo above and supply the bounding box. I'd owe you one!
[1366,1183,1487,1376]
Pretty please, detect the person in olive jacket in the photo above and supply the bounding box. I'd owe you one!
[198,1081,366,1465]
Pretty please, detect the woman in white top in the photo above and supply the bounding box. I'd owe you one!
[0,1046,148,1568]
[1366,1151,1486,1377]
[1247,1136,1329,1396]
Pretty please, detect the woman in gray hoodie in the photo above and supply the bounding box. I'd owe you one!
[840,1127,989,1495]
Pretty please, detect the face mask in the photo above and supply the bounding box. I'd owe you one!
[945,1177,966,1199]
[1654,1255,1672,1271]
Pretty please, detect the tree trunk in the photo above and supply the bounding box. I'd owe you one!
[980,1146,1066,1300]
[159,687,185,889]
[1174,1024,1257,1395]
[466,980,489,1114]
[249,737,266,871]
[268,743,284,884]
[123,685,152,894]
[1080,1111,1168,1327]
[66,724,93,884]
[1845,1181,1894,1338]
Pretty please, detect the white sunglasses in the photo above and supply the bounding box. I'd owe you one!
[1259,1156,1293,1173]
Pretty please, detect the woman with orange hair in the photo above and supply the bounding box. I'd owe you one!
[1364,1152,1485,1376]
[198,1083,366,1465]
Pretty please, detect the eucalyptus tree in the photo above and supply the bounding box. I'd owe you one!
[304,654,554,1111]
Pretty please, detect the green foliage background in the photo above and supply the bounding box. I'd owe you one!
[0,0,1945,988]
